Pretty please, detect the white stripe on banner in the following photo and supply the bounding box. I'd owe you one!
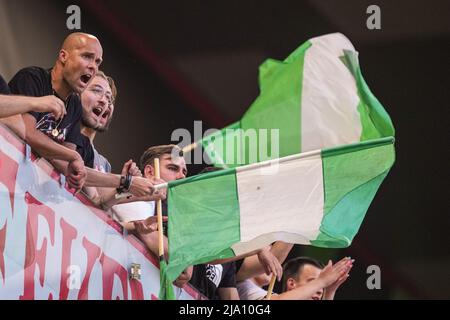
[232,154,324,255]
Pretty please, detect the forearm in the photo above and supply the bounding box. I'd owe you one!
[85,167,121,188]
[272,279,326,300]
[29,132,80,162]
[322,290,336,300]
[0,95,35,118]
[236,243,291,282]
[136,232,168,258]
[23,115,80,162]
[50,159,70,175]
[0,115,26,140]
[270,242,293,264]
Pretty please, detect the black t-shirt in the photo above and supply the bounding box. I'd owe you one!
[8,66,93,166]
[0,74,10,94]
[189,262,236,300]
[235,258,244,274]
[76,135,95,168]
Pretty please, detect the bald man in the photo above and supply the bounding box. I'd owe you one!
[9,32,102,191]
[9,33,158,198]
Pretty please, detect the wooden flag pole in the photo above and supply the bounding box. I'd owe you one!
[181,142,198,154]
[154,158,164,258]
[266,274,276,300]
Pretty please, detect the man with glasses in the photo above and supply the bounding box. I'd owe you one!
[79,70,115,173]
[77,71,165,210]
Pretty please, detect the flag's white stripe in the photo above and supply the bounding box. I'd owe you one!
[301,33,362,152]
[233,154,324,256]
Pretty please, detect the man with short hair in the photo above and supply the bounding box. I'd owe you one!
[112,144,191,288]
[8,32,104,191]
[112,144,186,226]
[9,32,157,198]
[237,256,353,300]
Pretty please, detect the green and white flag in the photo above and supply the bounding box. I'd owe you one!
[200,33,394,167]
[161,33,396,287]
[166,137,395,282]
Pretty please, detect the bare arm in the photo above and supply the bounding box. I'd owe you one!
[271,278,328,300]
[236,242,293,282]
[51,160,157,197]
[135,230,169,258]
[0,94,65,118]
[272,258,353,300]
[23,114,80,162]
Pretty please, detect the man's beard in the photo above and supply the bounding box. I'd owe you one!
[81,114,112,132]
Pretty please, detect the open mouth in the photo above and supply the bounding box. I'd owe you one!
[93,107,102,117]
[80,74,92,84]
[92,107,110,120]
[101,110,110,119]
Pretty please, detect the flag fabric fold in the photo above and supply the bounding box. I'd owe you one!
[162,32,396,286]
[166,137,395,281]
[158,259,175,300]
[200,33,394,168]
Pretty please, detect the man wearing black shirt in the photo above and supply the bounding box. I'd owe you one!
[9,33,157,198]
[9,32,103,191]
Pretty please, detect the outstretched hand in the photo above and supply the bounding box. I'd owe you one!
[133,216,168,235]
[322,257,353,299]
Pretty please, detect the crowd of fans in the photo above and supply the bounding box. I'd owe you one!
[0,32,353,300]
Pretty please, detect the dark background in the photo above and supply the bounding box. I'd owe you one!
[0,0,448,299]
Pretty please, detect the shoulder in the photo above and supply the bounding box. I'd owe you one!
[9,66,50,95]
[11,66,48,81]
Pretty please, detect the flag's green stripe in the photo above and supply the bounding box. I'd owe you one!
[166,169,240,281]
[311,170,390,248]
[314,141,395,248]
[321,136,394,158]
[342,50,395,140]
[200,121,242,168]
[322,141,395,214]
[241,41,311,161]
[159,260,175,300]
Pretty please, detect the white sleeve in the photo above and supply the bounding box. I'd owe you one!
[237,279,268,300]
[111,201,155,222]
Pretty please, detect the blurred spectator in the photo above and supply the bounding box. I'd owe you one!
[237,256,353,300]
